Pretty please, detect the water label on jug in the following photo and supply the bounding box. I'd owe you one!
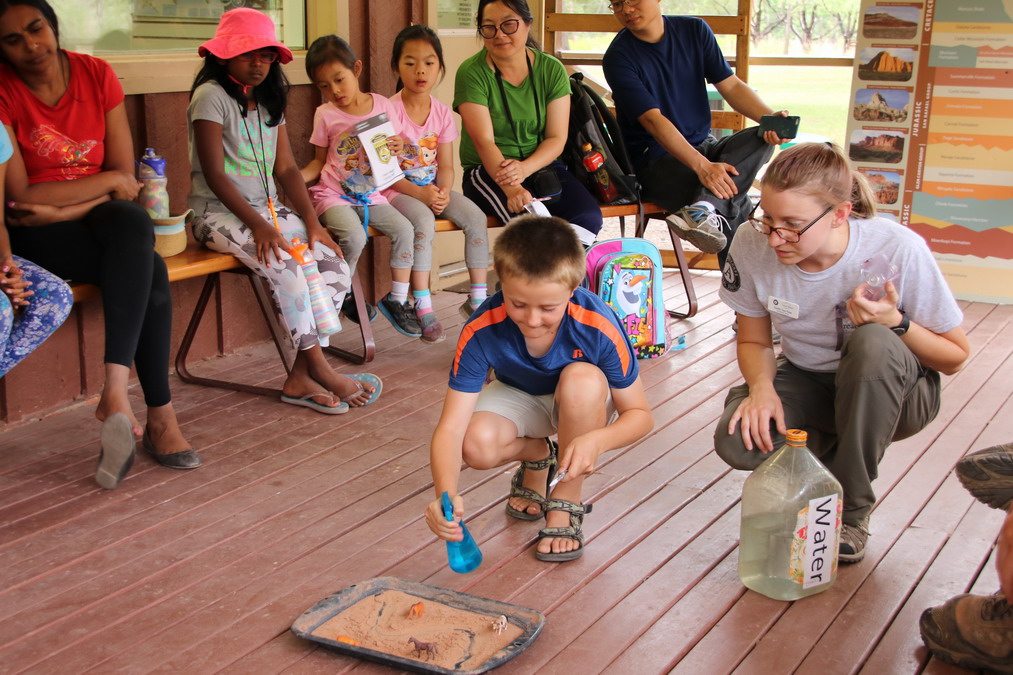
[788,494,842,589]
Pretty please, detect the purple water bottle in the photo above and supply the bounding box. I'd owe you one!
[137,148,169,218]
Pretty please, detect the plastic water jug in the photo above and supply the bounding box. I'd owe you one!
[738,429,843,600]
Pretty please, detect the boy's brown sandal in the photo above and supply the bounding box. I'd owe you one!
[535,498,593,562]
[505,439,558,521]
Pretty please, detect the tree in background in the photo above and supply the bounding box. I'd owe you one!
[557,0,857,58]
[825,0,860,51]
[751,0,787,47]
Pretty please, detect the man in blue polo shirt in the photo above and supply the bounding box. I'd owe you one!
[602,0,789,267]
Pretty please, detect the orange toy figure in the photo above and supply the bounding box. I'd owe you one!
[407,601,425,619]
[288,238,308,264]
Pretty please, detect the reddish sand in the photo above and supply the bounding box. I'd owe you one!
[311,589,525,671]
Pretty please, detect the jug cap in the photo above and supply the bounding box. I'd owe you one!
[786,429,807,445]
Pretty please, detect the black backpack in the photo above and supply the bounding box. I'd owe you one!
[564,72,640,206]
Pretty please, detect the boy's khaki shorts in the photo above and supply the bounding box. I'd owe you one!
[474,380,617,439]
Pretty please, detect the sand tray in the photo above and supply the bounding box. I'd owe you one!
[291,576,545,674]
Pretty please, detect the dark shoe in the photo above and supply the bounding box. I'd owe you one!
[459,299,477,321]
[142,429,202,470]
[96,413,136,489]
[378,294,422,337]
[956,443,1013,511]
[341,293,376,325]
[920,592,1013,672]
[839,515,870,564]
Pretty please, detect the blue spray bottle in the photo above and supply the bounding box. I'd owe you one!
[441,491,482,573]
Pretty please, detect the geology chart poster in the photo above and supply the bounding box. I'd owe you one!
[846,0,1013,303]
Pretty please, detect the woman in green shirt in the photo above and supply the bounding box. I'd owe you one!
[453,0,602,246]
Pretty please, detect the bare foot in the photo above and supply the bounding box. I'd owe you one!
[145,404,192,455]
[311,369,374,407]
[536,509,581,556]
[282,372,345,410]
[96,393,142,436]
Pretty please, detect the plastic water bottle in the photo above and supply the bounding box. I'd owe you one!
[580,142,618,204]
[441,491,482,573]
[136,147,170,219]
[738,429,843,601]
[860,253,900,301]
[288,240,341,338]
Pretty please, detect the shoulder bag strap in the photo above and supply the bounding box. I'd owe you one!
[493,51,540,161]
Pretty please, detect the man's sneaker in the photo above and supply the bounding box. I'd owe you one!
[378,294,422,337]
[666,205,728,254]
[417,312,446,343]
[839,515,870,564]
[920,592,1013,672]
[341,294,376,325]
[956,443,1013,511]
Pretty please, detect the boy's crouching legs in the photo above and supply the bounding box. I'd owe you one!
[540,363,611,558]
[463,412,553,517]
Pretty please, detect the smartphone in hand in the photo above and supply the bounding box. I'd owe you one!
[758,115,800,140]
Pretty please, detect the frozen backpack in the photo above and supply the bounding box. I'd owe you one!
[585,238,668,359]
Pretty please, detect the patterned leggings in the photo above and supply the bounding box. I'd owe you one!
[0,256,74,377]
[192,203,352,351]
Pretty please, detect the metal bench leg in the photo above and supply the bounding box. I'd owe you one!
[324,272,376,364]
[662,217,699,319]
[174,272,286,397]
[242,271,297,374]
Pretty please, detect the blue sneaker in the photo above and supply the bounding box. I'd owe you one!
[378,294,422,337]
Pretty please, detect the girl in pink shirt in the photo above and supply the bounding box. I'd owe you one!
[302,36,441,342]
[384,25,489,322]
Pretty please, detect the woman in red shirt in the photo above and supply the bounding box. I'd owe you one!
[0,0,199,488]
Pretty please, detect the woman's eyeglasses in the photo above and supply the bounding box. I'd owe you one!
[235,50,279,64]
[747,202,835,243]
[478,19,521,39]
[607,0,642,12]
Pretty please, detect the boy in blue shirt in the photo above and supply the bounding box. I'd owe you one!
[425,216,653,562]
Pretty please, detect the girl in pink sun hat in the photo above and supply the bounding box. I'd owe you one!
[188,8,382,415]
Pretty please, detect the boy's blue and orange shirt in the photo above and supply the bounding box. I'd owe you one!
[449,287,639,396]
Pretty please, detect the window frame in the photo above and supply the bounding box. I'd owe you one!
[101,0,341,94]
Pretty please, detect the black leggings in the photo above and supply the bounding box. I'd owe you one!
[9,200,173,407]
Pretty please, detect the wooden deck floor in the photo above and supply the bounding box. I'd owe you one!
[1,269,1011,674]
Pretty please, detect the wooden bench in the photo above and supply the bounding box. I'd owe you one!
[67,216,504,398]
[69,243,376,398]
[66,204,701,399]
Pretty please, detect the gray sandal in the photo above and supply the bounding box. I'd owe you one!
[535,498,593,562]
[505,439,558,521]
